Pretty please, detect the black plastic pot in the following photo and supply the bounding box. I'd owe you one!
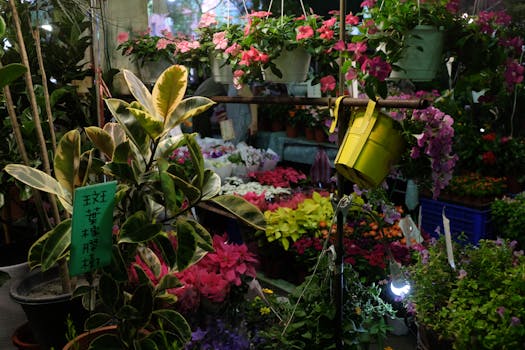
[10,267,88,350]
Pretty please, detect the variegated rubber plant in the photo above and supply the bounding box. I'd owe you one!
[4,65,266,349]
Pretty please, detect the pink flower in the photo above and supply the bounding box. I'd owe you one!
[225,43,242,57]
[156,38,172,50]
[363,56,392,81]
[345,13,359,26]
[212,31,229,50]
[317,25,335,40]
[345,68,358,81]
[347,42,367,55]
[323,17,337,28]
[320,75,336,92]
[117,32,129,44]
[360,0,377,8]
[333,40,347,52]
[198,12,217,28]
[296,25,314,40]
[247,10,272,18]
[504,59,524,90]
[176,40,200,53]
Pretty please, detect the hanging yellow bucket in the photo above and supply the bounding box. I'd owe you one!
[334,107,405,189]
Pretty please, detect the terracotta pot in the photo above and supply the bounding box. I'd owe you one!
[314,128,327,143]
[304,127,315,140]
[62,325,117,350]
[11,322,41,350]
[286,124,298,138]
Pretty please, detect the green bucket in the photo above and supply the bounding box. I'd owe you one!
[335,108,405,189]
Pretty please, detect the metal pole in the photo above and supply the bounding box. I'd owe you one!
[210,96,429,109]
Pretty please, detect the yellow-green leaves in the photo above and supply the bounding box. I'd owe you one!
[54,129,81,196]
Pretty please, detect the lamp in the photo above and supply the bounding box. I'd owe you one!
[389,258,410,298]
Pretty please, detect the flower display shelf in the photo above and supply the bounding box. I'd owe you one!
[419,197,492,245]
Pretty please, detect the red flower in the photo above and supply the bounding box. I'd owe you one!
[482,132,497,142]
[482,151,497,165]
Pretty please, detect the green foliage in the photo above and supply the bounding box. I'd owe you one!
[5,65,266,349]
[408,237,525,349]
[491,193,525,248]
[263,191,333,250]
[258,254,395,349]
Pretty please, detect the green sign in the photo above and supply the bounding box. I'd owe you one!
[70,181,117,276]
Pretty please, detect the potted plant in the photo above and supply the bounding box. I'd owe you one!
[256,241,396,349]
[407,237,525,349]
[5,65,266,349]
[231,9,338,87]
[116,28,176,84]
[491,193,525,249]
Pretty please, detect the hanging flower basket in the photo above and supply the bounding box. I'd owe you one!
[335,108,405,189]
[210,54,233,84]
[263,47,311,83]
[389,25,444,81]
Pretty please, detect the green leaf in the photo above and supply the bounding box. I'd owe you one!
[0,63,27,89]
[85,126,115,160]
[130,284,154,328]
[184,219,213,252]
[39,219,72,271]
[175,219,197,271]
[54,130,81,195]
[88,333,122,350]
[99,274,120,310]
[4,164,72,213]
[84,313,113,330]
[151,65,187,121]
[152,309,191,344]
[137,246,161,278]
[208,195,266,231]
[185,134,204,187]
[119,211,162,243]
[152,234,177,269]
[164,96,215,132]
[102,245,129,282]
[200,170,221,200]
[155,134,185,159]
[165,173,201,211]
[123,69,156,115]
[105,98,150,157]
[128,105,164,139]
[132,264,152,285]
[158,158,179,213]
[155,274,182,293]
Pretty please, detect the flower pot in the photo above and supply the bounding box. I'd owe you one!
[285,124,298,138]
[10,267,89,349]
[62,325,117,350]
[304,127,315,140]
[210,55,233,84]
[1,262,29,350]
[263,47,311,83]
[138,58,172,85]
[314,128,327,143]
[417,323,453,350]
[389,25,444,81]
[334,108,405,189]
[11,322,41,350]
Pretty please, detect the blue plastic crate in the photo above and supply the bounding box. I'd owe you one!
[419,197,492,244]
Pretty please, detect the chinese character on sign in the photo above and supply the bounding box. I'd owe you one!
[69,181,117,276]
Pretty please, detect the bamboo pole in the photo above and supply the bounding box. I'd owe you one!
[31,25,57,153]
[8,0,70,293]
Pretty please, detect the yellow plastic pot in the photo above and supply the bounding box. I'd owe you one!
[335,108,405,189]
